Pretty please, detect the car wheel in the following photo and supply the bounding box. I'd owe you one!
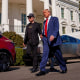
[0,52,10,71]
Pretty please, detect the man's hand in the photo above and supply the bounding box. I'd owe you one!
[23,43,26,47]
[40,34,43,39]
[49,35,55,41]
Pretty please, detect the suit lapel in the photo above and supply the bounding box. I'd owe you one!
[42,20,46,35]
[47,16,53,30]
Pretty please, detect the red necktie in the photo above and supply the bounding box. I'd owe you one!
[45,19,48,37]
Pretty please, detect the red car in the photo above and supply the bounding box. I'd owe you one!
[0,34,16,71]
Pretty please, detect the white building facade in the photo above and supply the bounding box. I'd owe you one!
[0,0,80,37]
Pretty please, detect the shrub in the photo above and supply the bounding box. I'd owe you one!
[3,31,24,47]
[14,48,25,66]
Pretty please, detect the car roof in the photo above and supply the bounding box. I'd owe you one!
[61,35,80,43]
[61,35,78,39]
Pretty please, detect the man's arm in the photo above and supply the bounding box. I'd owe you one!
[49,17,59,41]
[52,17,59,38]
[37,23,43,39]
[24,26,28,45]
[37,23,42,35]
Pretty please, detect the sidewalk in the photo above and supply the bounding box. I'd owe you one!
[67,59,80,62]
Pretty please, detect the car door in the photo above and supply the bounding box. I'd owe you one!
[60,35,78,58]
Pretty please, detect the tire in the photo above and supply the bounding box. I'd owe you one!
[0,52,11,71]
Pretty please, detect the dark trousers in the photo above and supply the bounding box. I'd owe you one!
[27,43,38,69]
[40,37,67,71]
[50,46,67,71]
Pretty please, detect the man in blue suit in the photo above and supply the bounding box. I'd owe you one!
[36,9,67,76]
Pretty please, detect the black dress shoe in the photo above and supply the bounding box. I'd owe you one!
[36,71,46,76]
[31,68,39,73]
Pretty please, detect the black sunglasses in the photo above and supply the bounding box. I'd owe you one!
[28,17,32,19]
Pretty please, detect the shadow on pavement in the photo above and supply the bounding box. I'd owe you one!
[46,68,60,73]
[0,66,20,72]
[7,66,20,72]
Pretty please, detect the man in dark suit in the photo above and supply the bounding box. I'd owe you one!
[36,9,67,76]
[23,13,42,73]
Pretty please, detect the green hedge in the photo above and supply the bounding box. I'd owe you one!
[14,48,25,66]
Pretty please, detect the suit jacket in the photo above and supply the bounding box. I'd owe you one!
[42,16,62,47]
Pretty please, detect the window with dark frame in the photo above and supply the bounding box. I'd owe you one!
[72,28,74,32]
[62,27,65,34]
[0,13,1,24]
[70,11,73,21]
[79,14,80,22]
[21,14,26,32]
[49,0,52,5]
[61,8,64,19]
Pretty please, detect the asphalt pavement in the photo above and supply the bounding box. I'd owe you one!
[0,59,80,80]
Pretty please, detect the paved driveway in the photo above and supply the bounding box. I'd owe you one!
[0,59,80,80]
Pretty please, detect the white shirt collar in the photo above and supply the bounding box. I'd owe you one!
[47,16,51,20]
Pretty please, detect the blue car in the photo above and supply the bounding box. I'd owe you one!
[23,35,80,65]
[60,35,80,59]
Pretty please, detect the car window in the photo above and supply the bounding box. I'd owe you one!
[61,35,77,43]
[61,36,70,43]
[0,35,2,38]
[68,37,77,43]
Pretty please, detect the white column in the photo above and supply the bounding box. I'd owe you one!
[66,8,72,33]
[44,0,49,10]
[51,0,57,16]
[26,0,33,24]
[1,0,9,32]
